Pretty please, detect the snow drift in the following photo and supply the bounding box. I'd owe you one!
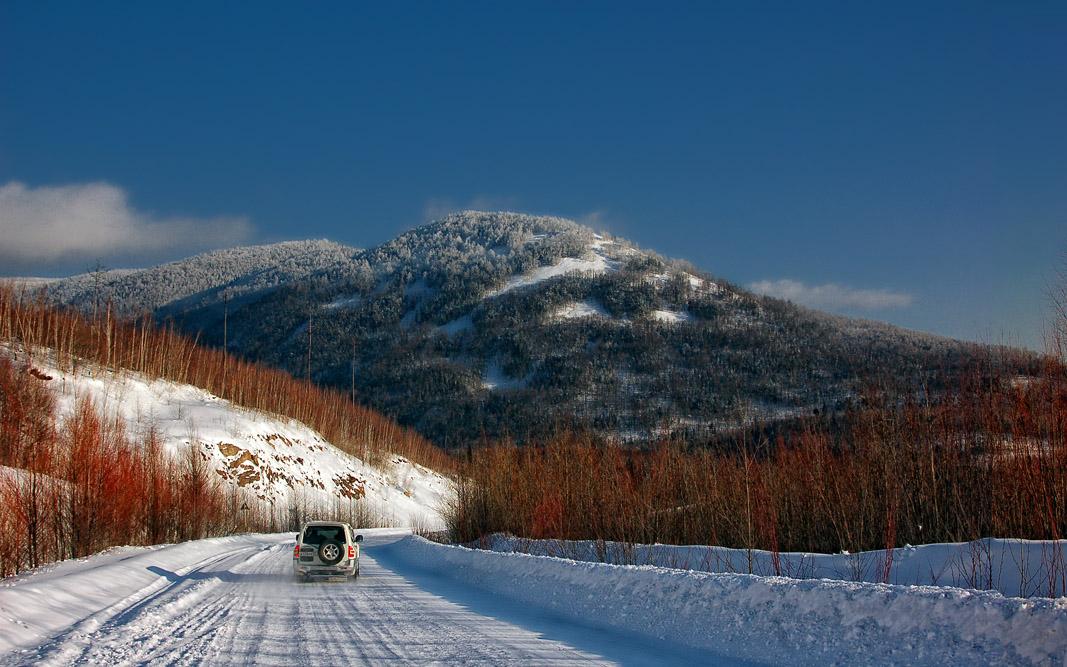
[386,536,1067,665]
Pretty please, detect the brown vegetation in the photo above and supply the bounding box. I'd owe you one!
[0,355,232,576]
[448,350,1066,567]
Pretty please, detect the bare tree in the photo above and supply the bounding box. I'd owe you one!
[89,259,108,321]
[1045,248,1067,360]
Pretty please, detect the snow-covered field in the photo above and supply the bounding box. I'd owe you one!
[1,530,1064,665]
[15,350,452,529]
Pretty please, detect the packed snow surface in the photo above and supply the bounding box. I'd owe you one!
[2,530,1064,665]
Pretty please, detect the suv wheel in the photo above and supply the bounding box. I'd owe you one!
[318,540,344,565]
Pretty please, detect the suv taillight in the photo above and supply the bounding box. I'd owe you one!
[348,545,356,559]
[294,543,301,558]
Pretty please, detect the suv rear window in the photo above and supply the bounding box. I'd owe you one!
[302,526,345,545]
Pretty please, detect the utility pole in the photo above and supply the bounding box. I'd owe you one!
[222,289,229,350]
[351,341,357,404]
[307,309,313,386]
[89,259,107,321]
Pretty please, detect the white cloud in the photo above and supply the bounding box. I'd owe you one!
[0,181,253,274]
[747,278,914,311]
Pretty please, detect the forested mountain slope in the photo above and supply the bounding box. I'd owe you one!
[37,212,995,447]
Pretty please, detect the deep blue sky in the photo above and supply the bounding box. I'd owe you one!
[2,1,1064,350]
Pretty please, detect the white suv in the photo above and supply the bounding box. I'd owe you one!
[293,521,363,581]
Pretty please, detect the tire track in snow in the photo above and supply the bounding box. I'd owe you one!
[12,533,618,665]
[15,544,269,666]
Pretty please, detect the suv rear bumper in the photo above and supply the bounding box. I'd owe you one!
[294,560,357,577]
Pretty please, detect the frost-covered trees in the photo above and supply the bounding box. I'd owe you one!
[29,211,1002,448]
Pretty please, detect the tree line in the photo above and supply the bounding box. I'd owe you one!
[447,347,1065,599]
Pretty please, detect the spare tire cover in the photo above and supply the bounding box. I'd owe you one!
[318,540,344,565]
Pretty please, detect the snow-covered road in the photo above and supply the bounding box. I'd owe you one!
[4,528,1065,665]
[0,530,721,666]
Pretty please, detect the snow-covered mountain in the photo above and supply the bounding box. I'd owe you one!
[34,212,998,447]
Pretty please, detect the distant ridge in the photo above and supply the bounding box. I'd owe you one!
[34,239,359,316]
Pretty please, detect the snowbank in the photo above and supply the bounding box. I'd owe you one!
[479,534,1067,599]
[387,536,1067,665]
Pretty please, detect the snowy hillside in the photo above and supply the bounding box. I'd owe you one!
[33,354,452,530]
